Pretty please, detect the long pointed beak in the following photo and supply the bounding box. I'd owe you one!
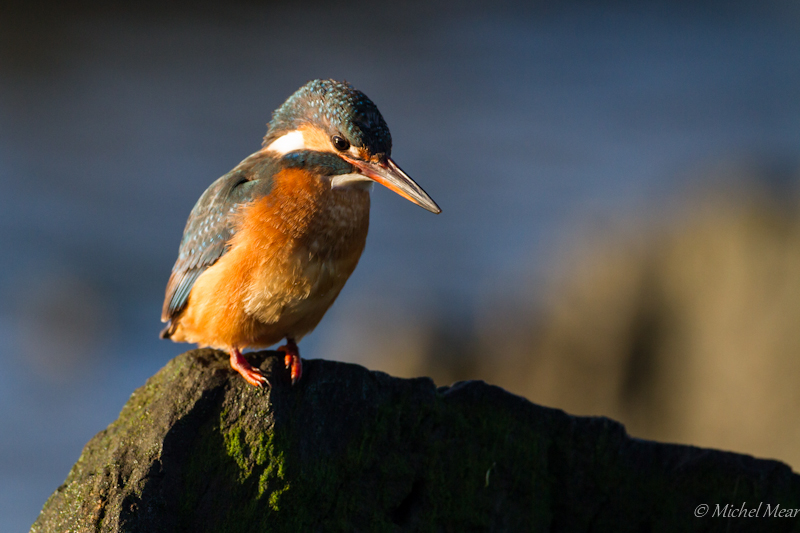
[341,155,441,214]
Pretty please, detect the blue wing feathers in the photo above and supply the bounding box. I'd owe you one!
[161,153,276,322]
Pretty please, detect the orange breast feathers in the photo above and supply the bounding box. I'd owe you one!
[168,167,371,351]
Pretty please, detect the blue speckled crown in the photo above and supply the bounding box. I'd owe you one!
[264,79,392,156]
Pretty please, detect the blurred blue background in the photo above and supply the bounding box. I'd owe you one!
[3,1,800,529]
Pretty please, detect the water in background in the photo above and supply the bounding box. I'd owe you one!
[2,1,800,529]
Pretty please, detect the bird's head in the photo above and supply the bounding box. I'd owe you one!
[262,79,440,214]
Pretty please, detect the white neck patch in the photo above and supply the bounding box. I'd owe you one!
[265,130,306,154]
[331,173,374,191]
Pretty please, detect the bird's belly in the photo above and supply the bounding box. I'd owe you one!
[174,248,359,350]
[244,252,355,337]
[240,187,370,344]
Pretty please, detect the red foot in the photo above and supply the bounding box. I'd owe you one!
[278,338,302,385]
[229,347,268,388]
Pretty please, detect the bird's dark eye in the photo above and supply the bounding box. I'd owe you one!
[332,135,350,151]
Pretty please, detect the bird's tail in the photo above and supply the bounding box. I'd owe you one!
[159,322,176,339]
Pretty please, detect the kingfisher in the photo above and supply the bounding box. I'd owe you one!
[160,79,440,387]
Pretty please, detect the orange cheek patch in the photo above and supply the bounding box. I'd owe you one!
[357,147,371,161]
[299,124,336,153]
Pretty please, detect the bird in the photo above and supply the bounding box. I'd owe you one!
[160,79,440,387]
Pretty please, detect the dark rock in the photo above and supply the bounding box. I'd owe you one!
[31,349,800,532]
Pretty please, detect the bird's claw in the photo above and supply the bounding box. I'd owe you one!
[229,348,269,388]
[239,366,269,388]
[284,354,302,385]
[278,340,302,385]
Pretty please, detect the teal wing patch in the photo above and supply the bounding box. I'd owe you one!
[161,153,276,324]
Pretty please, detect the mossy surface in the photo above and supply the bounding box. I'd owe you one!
[32,349,800,532]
